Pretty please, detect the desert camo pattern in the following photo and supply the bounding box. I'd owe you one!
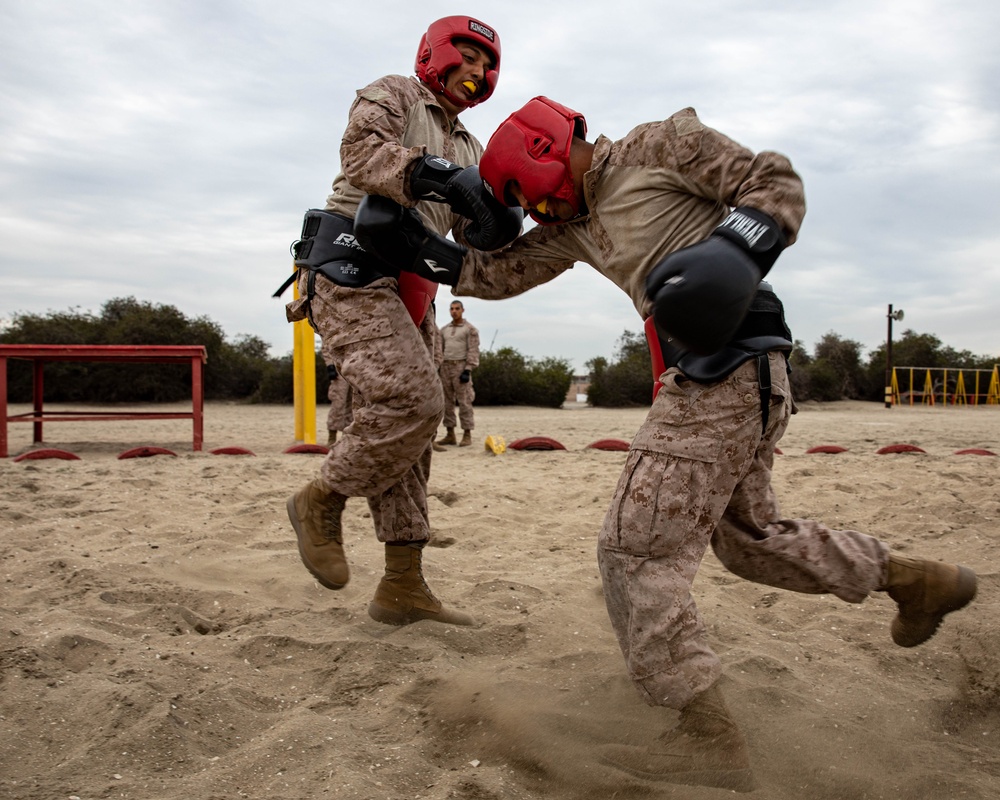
[453,111,898,710]
[286,74,486,542]
[598,354,889,709]
[325,370,353,433]
[439,360,476,431]
[439,317,479,430]
[455,107,805,316]
[326,74,483,241]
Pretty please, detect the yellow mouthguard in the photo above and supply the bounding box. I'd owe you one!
[535,199,548,215]
[462,80,477,92]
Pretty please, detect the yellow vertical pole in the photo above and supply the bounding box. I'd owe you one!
[954,371,967,405]
[291,270,317,444]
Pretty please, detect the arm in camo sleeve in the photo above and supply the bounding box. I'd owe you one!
[623,108,806,245]
[338,76,436,208]
[465,323,480,370]
[453,224,579,300]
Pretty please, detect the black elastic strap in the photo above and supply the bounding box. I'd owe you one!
[306,269,318,329]
[273,270,298,298]
[757,353,771,435]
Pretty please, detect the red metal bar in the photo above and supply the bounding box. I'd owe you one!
[32,359,44,444]
[7,411,200,422]
[0,344,208,361]
[0,355,7,458]
[192,354,204,452]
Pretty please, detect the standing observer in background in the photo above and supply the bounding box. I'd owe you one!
[354,95,977,792]
[282,15,520,628]
[436,300,479,448]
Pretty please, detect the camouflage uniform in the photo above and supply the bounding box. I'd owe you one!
[439,318,480,431]
[455,108,891,709]
[286,74,483,543]
[325,368,353,434]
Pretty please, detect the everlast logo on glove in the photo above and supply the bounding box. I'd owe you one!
[429,156,459,170]
[720,210,771,249]
[712,206,787,276]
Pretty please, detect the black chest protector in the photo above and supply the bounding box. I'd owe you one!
[273,209,398,298]
[648,281,793,435]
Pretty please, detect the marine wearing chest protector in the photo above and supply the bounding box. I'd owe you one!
[280,16,520,632]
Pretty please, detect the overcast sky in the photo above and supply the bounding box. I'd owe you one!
[2,0,998,372]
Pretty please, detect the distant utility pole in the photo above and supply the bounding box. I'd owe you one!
[884,304,904,408]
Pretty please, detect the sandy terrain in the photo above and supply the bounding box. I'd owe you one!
[1,399,998,799]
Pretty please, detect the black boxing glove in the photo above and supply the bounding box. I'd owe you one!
[410,155,523,251]
[354,194,466,286]
[459,369,471,383]
[645,207,786,355]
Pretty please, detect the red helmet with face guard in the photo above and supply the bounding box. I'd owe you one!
[479,96,587,225]
[415,16,500,109]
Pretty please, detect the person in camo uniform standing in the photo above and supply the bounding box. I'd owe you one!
[354,96,978,791]
[283,16,520,628]
[435,300,480,448]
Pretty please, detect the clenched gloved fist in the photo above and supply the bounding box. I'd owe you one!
[410,155,523,251]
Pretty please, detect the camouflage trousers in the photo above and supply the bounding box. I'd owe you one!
[326,374,353,433]
[439,360,475,430]
[289,274,443,543]
[598,352,890,710]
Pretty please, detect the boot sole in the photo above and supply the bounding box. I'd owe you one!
[367,601,411,626]
[367,601,475,627]
[892,565,977,647]
[286,496,348,591]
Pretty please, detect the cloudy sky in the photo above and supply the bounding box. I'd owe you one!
[2,0,998,372]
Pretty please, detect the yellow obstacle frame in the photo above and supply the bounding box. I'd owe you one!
[890,365,1000,407]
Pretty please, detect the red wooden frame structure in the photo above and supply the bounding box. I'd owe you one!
[0,345,207,458]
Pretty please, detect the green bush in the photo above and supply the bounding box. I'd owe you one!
[474,347,572,408]
[586,330,653,407]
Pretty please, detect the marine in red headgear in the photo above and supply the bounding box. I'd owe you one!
[478,96,589,225]
[283,14,518,635]
[415,16,501,111]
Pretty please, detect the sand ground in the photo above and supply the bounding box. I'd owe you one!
[1,399,998,799]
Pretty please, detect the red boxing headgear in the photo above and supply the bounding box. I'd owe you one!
[415,16,500,108]
[479,96,587,225]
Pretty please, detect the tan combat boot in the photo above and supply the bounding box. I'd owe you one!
[436,427,457,446]
[884,553,977,647]
[599,684,754,792]
[432,440,447,453]
[459,429,472,447]
[368,543,475,626]
[286,478,349,590]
